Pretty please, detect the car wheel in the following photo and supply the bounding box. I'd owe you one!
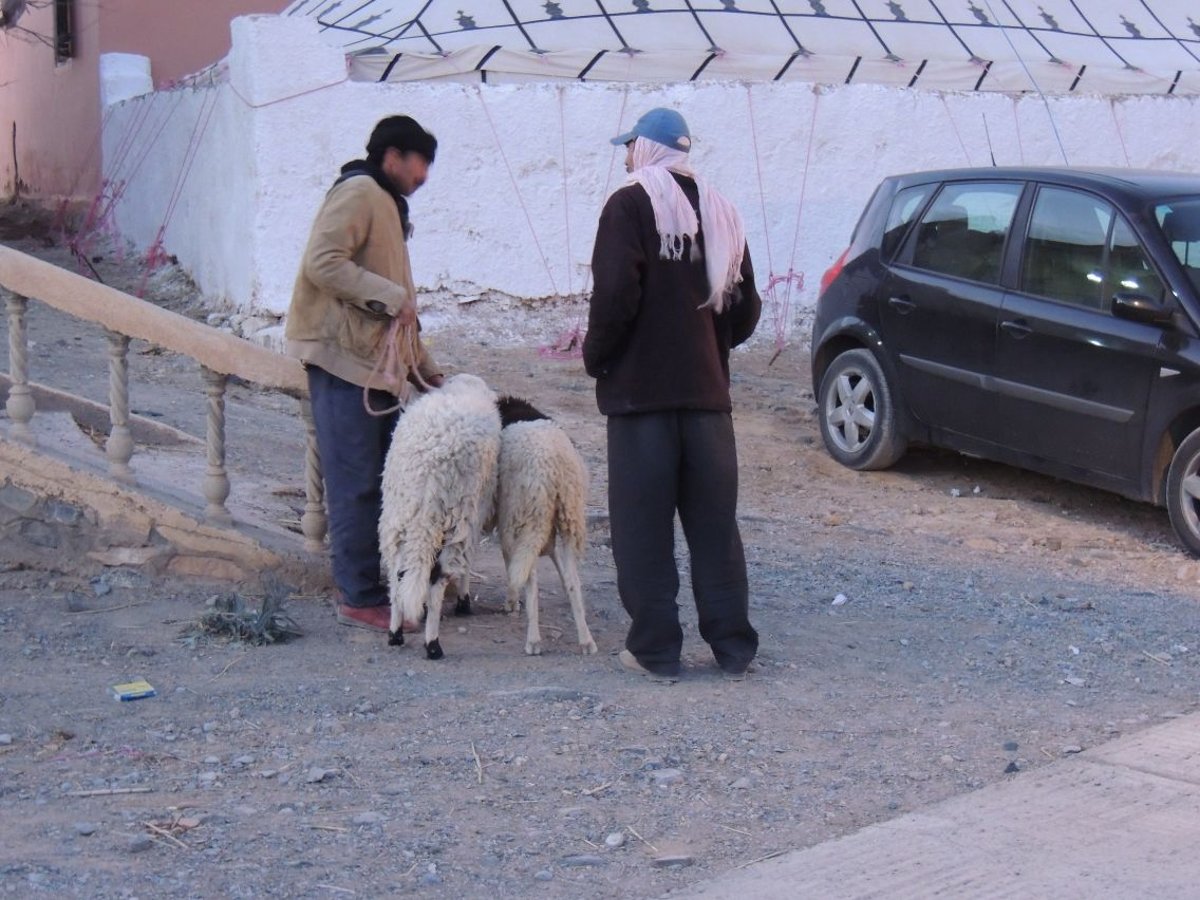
[1166,428,1200,557]
[817,348,907,470]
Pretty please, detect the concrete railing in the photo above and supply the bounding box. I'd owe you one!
[0,245,327,552]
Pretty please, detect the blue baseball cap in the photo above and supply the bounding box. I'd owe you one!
[611,108,691,153]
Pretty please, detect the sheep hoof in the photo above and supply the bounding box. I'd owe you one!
[525,641,542,656]
[580,640,598,656]
[388,630,404,647]
[425,639,444,660]
[454,594,473,616]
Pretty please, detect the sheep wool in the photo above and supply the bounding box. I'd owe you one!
[379,373,501,657]
[497,416,597,657]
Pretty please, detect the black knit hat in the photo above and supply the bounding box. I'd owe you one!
[366,115,437,165]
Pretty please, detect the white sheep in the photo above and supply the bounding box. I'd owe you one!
[379,373,500,659]
[495,397,598,657]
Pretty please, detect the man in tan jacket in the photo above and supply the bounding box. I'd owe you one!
[286,115,443,631]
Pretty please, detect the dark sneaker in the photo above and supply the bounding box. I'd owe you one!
[336,603,391,631]
[617,649,680,683]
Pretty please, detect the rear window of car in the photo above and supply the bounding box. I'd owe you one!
[880,185,933,261]
[908,182,1022,284]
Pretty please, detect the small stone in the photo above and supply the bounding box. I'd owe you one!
[74,822,97,836]
[1061,745,1084,755]
[420,872,442,885]
[233,755,256,767]
[90,577,112,597]
[305,767,331,783]
[0,734,12,746]
[1004,761,1020,774]
[831,593,848,606]
[203,756,221,766]
[1063,676,1086,687]
[729,776,751,790]
[127,835,155,853]
[534,870,554,882]
[650,768,683,785]
[352,811,385,826]
[1002,741,1019,752]
[604,832,626,849]
[652,853,695,868]
[560,854,605,867]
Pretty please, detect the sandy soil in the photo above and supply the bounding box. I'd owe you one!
[2,207,1200,898]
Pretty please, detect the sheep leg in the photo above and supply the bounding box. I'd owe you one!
[424,579,445,659]
[502,547,520,615]
[451,573,473,616]
[551,541,597,655]
[523,566,542,656]
[386,561,408,647]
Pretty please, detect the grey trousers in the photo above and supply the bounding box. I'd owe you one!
[307,365,398,608]
[607,410,758,674]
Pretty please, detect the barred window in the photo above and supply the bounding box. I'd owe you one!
[54,0,73,63]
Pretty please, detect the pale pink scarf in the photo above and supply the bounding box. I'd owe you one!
[625,136,746,313]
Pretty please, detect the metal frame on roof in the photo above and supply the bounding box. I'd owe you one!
[282,1,1200,93]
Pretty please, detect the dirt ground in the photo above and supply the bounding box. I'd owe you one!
[3,208,1200,898]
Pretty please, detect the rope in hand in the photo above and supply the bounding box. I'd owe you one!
[362,316,431,417]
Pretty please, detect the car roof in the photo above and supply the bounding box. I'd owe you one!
[885,166,1200,201]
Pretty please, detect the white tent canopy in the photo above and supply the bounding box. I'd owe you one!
[283,0,1200,93]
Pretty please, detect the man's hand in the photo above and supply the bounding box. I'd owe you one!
[365,299,416,326]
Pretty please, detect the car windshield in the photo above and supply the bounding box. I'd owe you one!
[1156,198,1200,294]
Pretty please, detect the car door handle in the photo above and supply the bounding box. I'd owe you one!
[888,296,915,314]
[1000,320,1032,338]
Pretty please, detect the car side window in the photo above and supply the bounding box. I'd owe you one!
[909,182,1020,284]
[881,185,933,261]
[1021,187,1112,308]
[1107,215,1165,306]
[1022,187,1165,309]
[1157,200,1200,295]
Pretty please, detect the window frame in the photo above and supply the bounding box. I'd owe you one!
[54,0,74,64]
[898,180,1023,286]
[1018,183,1166,311]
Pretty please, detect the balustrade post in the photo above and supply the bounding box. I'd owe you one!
[105,330,134,481]
[4,290,35,444]
[201,366,232,524]
[299,397,327,552]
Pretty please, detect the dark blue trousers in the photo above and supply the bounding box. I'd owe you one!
[307,366,399,608]
[606,410,758,674]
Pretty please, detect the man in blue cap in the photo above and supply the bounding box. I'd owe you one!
[584,107,762,681]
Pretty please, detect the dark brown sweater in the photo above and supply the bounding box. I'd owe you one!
[583,174,761,416]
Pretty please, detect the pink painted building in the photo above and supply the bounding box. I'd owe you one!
[0,0,288,201]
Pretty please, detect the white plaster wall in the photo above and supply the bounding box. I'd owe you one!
[103,16,1200,342]
[103,81,257,312]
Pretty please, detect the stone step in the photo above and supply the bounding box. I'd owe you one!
[0,397,324,588]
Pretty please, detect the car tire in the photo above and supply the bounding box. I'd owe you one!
[1166,428,1200,557]
[817,348,907,471]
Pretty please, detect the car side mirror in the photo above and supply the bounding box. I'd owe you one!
[1112,292,1174,326]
